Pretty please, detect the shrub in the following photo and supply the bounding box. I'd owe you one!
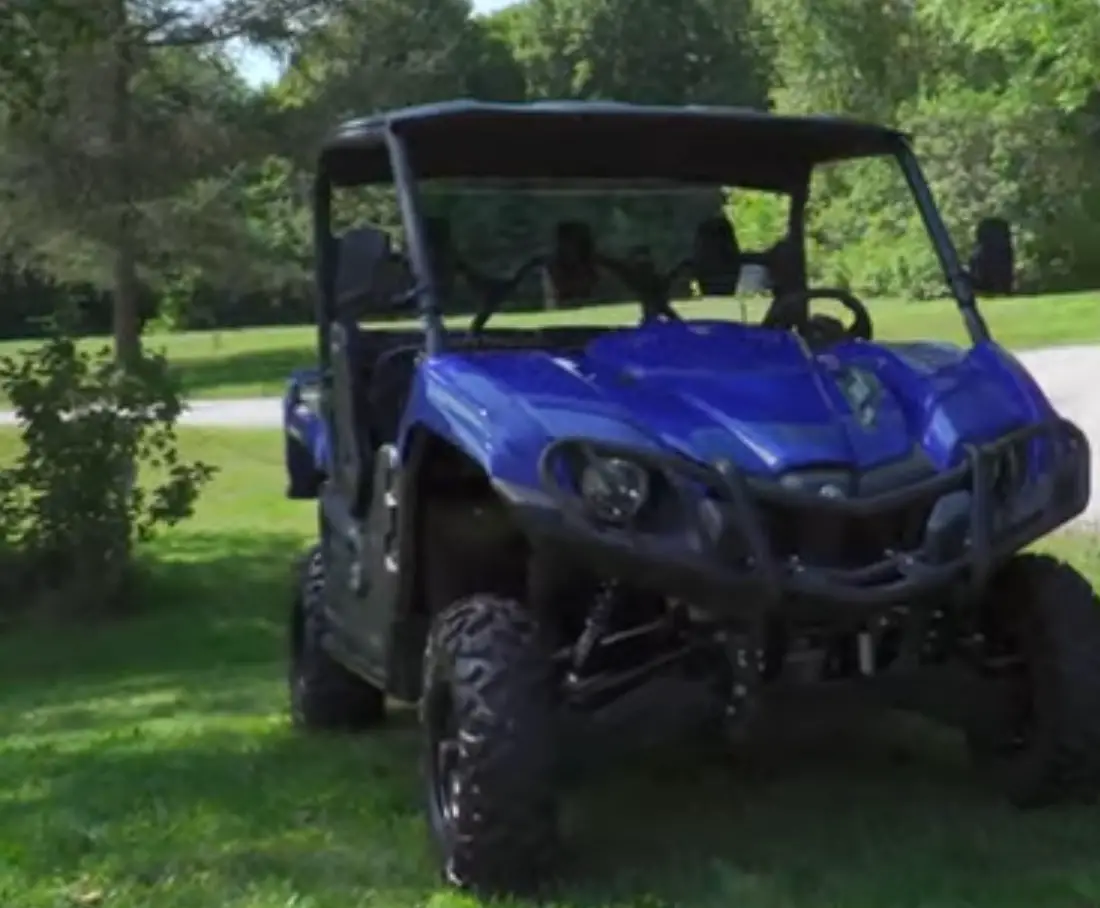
[0,331,217,621]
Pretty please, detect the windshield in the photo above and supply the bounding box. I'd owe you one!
[331,148,968,339]
[413,180,796,331]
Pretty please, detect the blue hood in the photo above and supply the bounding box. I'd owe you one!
[410,320,1053,485]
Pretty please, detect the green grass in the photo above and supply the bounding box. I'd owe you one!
[2,428,1100,907]
[0,290,1096,405]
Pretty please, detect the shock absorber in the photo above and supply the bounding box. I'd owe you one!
[571,581,617,675]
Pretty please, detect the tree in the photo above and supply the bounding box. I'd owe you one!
[750,0,1100,297]
[755,0,930,121]
[275,0,518,126]
[499,0,767,107]
[0,0,347,366]
[264,0,531,277]
[0,1,102,116]
[924,0,1100,114]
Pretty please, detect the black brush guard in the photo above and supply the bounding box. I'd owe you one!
[498,417,1090,616]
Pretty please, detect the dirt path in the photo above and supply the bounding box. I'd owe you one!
[1014,345,1098,527]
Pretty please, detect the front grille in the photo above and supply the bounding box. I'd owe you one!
[755,492,941,569]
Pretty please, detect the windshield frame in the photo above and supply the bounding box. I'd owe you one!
[893,142,989,344]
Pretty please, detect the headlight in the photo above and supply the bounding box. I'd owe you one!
[579,456,651,524]
[779,469,853,499]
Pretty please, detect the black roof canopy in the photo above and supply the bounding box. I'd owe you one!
[319,100,907,191]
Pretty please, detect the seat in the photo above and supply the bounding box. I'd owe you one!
[546,220,599,304]
[692,216,743,296]
[764,236,801,299]
[333,227,392,310]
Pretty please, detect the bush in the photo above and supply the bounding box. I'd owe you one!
[0,331,217,621]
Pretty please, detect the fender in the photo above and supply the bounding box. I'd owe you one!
[394,349,666,488]
[283,367,330,498]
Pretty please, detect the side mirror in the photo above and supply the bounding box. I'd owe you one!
[969,217,1014,296]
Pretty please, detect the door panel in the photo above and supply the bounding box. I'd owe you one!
[328,322,370,511]
[318,483,387,687]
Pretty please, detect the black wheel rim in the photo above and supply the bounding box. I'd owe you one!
[426,686,461,838]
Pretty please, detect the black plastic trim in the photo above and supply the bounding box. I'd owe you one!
[497,417,1090,616]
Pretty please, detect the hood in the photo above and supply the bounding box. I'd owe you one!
[420,320,1047,481]
[583,322,911,472]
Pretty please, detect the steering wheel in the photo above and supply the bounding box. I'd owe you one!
[762,288,873,343]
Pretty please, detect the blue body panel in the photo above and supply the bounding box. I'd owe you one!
[284,367,331,473]
[283,319,1055,491]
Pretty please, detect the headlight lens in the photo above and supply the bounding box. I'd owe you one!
[579,456,651,523]
[779,469,853,499]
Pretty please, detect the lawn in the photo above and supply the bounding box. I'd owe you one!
[2,428,1100,908]
[0,290,1096,406]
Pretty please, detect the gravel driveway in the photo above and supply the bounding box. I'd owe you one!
[0,343,1096,524]
[1013,344,1099,526]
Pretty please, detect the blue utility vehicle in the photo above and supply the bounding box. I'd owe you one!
[284,101,1097,895]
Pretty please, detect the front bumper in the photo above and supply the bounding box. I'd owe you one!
[496,417,1090,616]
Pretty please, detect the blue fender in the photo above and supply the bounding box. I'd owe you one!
[283,367,330,498]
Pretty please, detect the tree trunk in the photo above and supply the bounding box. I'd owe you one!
[112,237,141,365]
[108,0,141,367]
[106,0,140,559]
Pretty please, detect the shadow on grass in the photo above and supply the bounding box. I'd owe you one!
[0,529,306,686]
[0,661,433,900]
[174,346,312,398]
[5,661,1100,907]
[3,525,1100,907]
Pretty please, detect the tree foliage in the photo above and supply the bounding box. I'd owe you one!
[0,0,1097,338]
[0,329,216,620]
[502,0,766,106]
[753,0,1100,296]
[0,0,349,363]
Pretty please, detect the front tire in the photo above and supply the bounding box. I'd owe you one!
[421,594,559,895]
[289,545,386,730]
[967,553,1100,807]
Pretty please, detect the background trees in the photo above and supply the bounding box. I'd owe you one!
[0,0,1097,340]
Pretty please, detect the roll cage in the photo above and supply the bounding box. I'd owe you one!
[311,100,992,362]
